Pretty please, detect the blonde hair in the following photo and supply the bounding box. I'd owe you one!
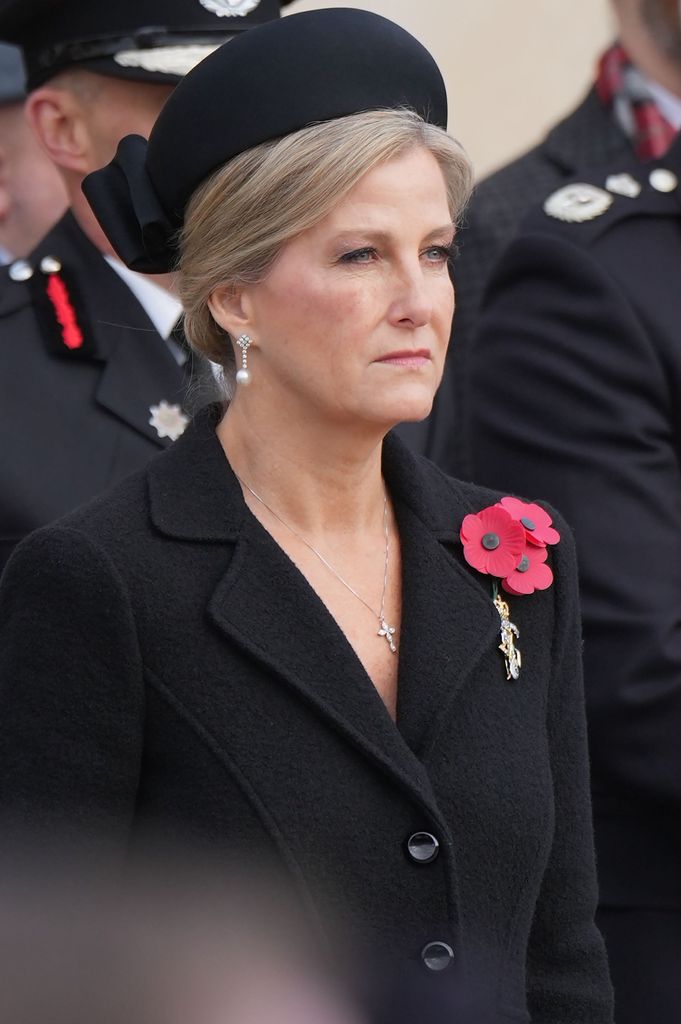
[179,108,473,384]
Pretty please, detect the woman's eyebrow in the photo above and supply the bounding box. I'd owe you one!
[330,222,457,244]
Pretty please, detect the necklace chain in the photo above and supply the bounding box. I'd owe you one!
[234,474,398,653]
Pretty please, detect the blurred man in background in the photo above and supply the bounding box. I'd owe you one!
[420,0,681,475]
[460,4,681,1022]
[0,42,66,263]
[0,0,293,573]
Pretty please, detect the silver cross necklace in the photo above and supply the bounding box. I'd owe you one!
[235,474,398,654]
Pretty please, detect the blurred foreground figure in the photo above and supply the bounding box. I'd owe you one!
[0,43,66,263]
[465,39,681,1024]
[0,0,293,573]
[0,863,366,1024]
[424,0,681,474]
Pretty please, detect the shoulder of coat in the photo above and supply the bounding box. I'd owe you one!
[523,159,681,245]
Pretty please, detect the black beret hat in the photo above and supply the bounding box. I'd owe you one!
[83,8,448,275]
[0,0,295,91]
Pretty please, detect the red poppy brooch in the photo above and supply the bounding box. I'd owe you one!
[460,497,561,681]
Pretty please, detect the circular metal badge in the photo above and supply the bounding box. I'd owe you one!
[543,183,613,223]
[605,173,641,198]
[198,0,262,16]
[649,168,678,193]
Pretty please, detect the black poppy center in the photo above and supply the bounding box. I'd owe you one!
[517,555,530,573]
[520,517,536,531]
[482,533,500,550]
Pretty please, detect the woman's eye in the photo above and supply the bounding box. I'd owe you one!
[338,247,377,264]
[423,244,455,262]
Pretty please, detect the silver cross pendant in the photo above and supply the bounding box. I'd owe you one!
[378,619,398,654]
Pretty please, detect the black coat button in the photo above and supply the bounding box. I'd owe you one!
[406,832,440,864]
[421,941,455,972]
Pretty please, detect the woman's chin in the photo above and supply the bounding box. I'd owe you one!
[365,392,436,428]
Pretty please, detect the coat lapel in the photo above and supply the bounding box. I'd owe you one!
[34,213,187,448]
[147,412,501,816]
[383,437,500,757]
[207,513,440,807]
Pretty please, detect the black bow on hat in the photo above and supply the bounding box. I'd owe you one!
[83,8,448,275]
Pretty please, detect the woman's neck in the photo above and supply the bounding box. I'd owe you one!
[217,397,388,538]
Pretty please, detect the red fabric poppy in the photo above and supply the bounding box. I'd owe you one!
[502,543,554,595]
[460,506,525,578]
[496,497,560,547]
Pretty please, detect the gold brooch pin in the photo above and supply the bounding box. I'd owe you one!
[493,590,521,681]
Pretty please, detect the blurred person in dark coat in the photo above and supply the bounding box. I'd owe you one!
[0,0,294,574]
[465,101,681,1024]
[0,43,66,264]
[417,0,681,475]
[0,9,613,1023]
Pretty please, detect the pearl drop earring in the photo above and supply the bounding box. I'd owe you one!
[235,334,252,385]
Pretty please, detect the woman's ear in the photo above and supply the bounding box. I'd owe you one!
[207,283,255,339]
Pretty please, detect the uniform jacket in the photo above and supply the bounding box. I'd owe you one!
[465,134,681,910]
[0,211,196,572]
[409,88,632,474]
[0,405,613,1023]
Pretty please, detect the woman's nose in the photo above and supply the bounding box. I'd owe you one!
[389,266,434,329]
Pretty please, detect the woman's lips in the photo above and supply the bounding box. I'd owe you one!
[375,349,431,367]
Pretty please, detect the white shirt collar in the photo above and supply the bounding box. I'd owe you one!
[103,253,183,341]
[643,75,681,131]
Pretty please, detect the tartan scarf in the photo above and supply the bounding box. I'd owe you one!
[596,43,677,160]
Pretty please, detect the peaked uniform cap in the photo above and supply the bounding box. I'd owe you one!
[83,8,449,274]
[0,0,295,90]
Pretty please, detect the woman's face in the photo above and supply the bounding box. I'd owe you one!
[234,146,455,430]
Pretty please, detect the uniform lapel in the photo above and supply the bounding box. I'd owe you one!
[34,213,187,448]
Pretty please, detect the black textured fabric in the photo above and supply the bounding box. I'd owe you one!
[0,405,613,1023]
[83,8,448,274]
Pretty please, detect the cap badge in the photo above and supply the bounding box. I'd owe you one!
[115,45,221,77]
[198,0,263,16]
[149,401,189,441]
[543,183,613,223]
[605,173,641,198]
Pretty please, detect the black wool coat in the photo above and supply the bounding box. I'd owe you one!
[465,135,681,913]
[0,210,204,573]
[0,406,613,1024]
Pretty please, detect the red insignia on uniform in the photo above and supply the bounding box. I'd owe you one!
[44,273,84,350]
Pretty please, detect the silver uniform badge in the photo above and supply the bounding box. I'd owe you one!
[543,183,613,223]
[149,401,189,441]
[198,0,262,15]
[115,44,221,76]
[605,173,641,198]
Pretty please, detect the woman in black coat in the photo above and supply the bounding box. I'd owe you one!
[0,10,612,1023]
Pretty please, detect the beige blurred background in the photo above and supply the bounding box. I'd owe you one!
[285,0,615,178]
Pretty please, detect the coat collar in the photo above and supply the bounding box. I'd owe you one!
[542,88,632,174]
[33,212,187,448]
[147,405,499,808]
